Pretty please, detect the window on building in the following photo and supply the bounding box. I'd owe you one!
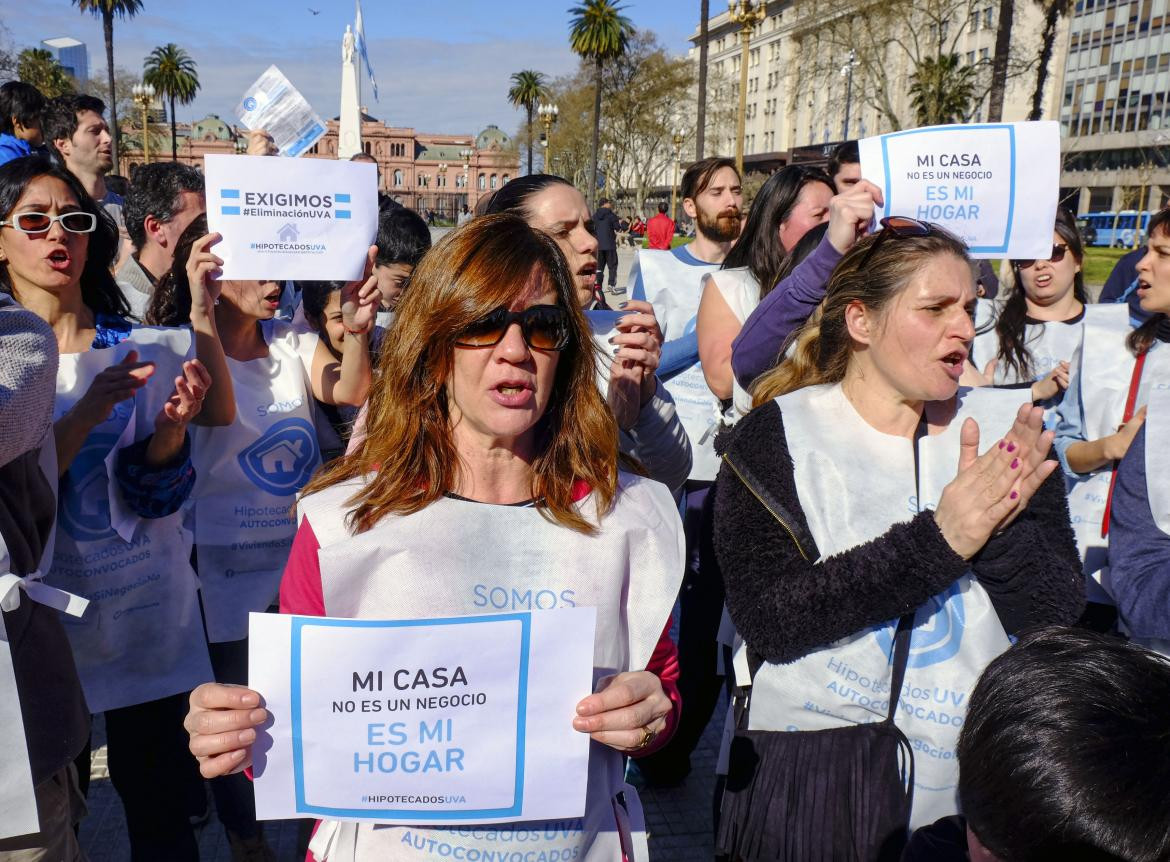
[490,174,498,189]
[968,51,976,65]
[393,169,403,187]
[970,11,979,31]
[984,6,994,28]
[980,47,990,61]
[363,141,372,155]
[478,173,486,190]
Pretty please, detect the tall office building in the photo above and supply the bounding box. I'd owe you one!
[1057,0,1170,214]
[41,37,89,83]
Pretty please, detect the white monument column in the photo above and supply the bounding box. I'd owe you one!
[338,24,362,159]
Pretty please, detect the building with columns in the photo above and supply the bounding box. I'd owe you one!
[119,113,519,219]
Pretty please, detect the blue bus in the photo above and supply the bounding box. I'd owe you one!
[1077,211,1152,248]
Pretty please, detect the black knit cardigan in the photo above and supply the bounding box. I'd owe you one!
[712,399,1086,665]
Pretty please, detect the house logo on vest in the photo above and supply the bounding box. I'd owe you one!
[873,581,965,668]
[237,417,320,496]
[59,433,120,541]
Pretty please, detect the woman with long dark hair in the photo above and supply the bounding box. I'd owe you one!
[971,209,1087,404]
[1054,206,1170,607]
[696,165,836,408]
[0,155,233,860]
[184,215,685,861]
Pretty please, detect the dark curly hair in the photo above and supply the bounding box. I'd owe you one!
[145,214,206,327]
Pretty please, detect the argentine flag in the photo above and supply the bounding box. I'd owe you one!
[355,0,379,102]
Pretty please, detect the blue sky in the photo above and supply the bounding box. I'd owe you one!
[5,1,698,137]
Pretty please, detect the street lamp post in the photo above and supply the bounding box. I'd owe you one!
[438,163,448,221]
[840,50,858,140]
[132,82,155,166]
[460,148,473,211]
[670,128,685,222]
[728,0,767,175]
[538,102,559,172]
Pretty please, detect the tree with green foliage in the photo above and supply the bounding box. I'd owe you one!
[73,0,144,172]
[909,53,977,126]
[17,49,75,97]
[144,43,199,160]
[568,0,634,209]
[507,70,549,176]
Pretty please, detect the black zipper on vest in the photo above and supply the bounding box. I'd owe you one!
[721,452,811,562]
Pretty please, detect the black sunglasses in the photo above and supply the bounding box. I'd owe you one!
[454,304,572,351]
[858,216,937,268]
[1017,244,1068,268]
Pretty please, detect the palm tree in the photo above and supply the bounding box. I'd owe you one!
[144,43,200,160]
[986,0,1014,121]
[74,0,144,172]
[909,54,976,126]
[568,0,634,209]
[508,70,549,176]
[695,0,709,159]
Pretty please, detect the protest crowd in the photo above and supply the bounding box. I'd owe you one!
[2,71,1170,862]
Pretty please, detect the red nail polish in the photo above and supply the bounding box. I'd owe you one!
[1010,490,1019,500]
[998,440,1005,449]
[1007,442,1016,453]
[1010,458,1019,469]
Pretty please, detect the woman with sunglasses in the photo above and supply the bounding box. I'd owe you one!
[713,219,1083,855]
[1053,206,1170,610]
[970,209,1086,406]
[0,156,236,860]
[146,213,378,857]
[484,174,691,492]
[183,214,685,861]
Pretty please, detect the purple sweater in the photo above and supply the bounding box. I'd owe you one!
[730,236,842,388]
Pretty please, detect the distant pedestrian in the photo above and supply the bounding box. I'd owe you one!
[457,203,472,225]
[592,197,620,291]
[647,202,675,250]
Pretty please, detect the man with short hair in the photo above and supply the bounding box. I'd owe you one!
[826,139,860,193]
[372,203,431,326]
[628,156,742,785]
[43,94,125,237]
[592,197,621,294]
[0,82,46,166]
[457,204,472,226]
[647,201,675,250]
[904,627,1170,861]
[117,162,206,318]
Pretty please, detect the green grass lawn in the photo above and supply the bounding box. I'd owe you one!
[634,236,692,249]
[1081,246,1132,289]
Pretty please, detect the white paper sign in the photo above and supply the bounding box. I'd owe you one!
[249,608,596,824]
[859,121,1060,259]
[234,65,327,158]
[204,154,377,281]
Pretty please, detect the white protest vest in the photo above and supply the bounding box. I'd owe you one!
[47,327,212,713]
[634,249,722,480]
[1146,384,1170,537]
[740,383,1018,828]
[704,267,761,421]
[0,437,88,839]
[972,298,1085,388]
[1061,305,1166,593]
[192,319,321,643]
[297,473,684,862]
